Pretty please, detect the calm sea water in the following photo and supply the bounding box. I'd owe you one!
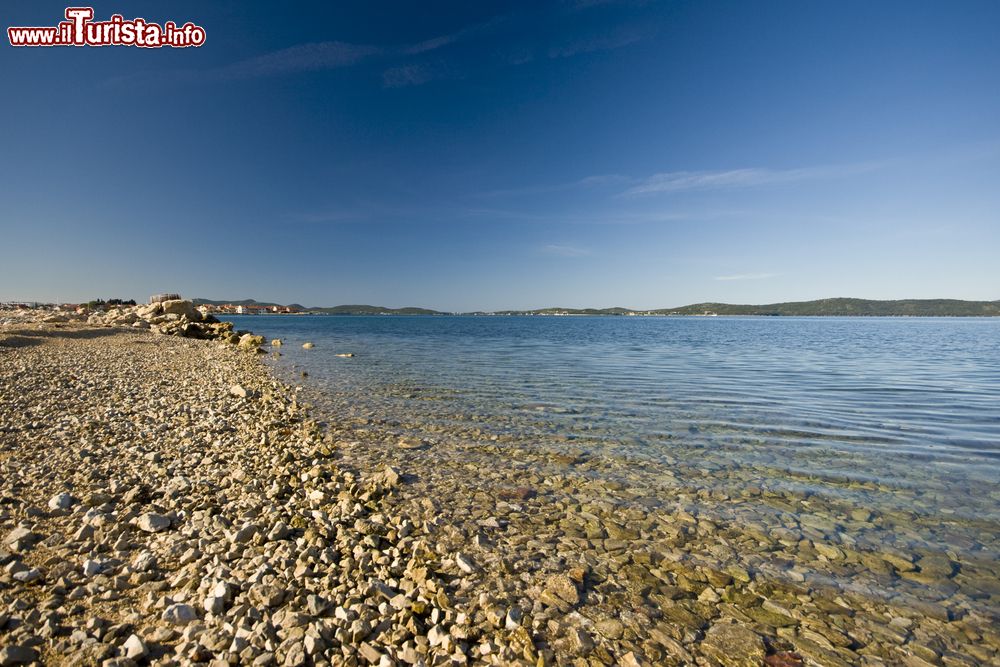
[227,315,1000,556]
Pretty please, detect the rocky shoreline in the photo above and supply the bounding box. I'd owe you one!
[1,310,998,666]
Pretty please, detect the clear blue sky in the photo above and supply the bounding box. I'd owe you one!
[2,1,998,310]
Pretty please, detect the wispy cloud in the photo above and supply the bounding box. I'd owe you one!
[404,16,508,55]
[713,272,779,281]
[541,244,592,257]
[109,9,654,89]
[624,163,881,196]
[216,18,509,81]
[106,18,487,86]
[383,64,446,88]
[563,0,650,9]
[548,25,650,58]
[217,42,382,79]
[476,174,629,198]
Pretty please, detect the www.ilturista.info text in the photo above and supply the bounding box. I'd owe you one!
[8,7,206,48]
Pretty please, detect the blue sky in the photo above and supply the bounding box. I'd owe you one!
[2,1,999,310]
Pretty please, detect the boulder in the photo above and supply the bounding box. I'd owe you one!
[159,299,200,320]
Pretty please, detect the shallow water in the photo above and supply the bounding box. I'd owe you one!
[226,314,1000,610]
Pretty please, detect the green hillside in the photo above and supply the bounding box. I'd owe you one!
[655,298,1000,317]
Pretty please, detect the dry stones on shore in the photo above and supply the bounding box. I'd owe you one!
[0,324,531,665]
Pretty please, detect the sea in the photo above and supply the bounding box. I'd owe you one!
[223,314,1000,607]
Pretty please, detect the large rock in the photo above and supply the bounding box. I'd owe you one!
[159,299,200,320]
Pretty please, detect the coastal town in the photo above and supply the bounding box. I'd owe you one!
[0,299,302,317]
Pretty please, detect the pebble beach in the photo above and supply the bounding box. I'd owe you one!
[1,305,998,666]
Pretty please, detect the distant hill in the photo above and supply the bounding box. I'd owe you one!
[654,298,1000,317]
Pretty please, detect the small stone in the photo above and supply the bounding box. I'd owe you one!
[376,466,401,488]
[397,437,427,450]
[48,492,75,510]
[498,487,537,501]
[455,552,477,574]
[212,580,233,600]
[569,628,595,654]
[162,603,198,625]
[701,621,766,667]
[306,594,328,616]
[238,334,265,349]
[132,550,157,572]
[620,652,644,667]
[764,652,804,667]
[204,595,226,615]
[82,559,105,577]
[544,573,580,606]
[267,522,291,541]
[814,542,845,560]
[0,645,38,666]
[232,523,257,544]
[251,584,286,607]
[304,635,323,655]
[230,384,249,398]
[12,568,42,584]
[271,339,283,346]
[596,618,625,640]
[74,524,95,542]
[698,586,721,603]
[137,513,171,533]
[122,634,148,660]
[3,527,40,548]
[359,642,383,663]
[427,625,450,649]
[302,342,314,349]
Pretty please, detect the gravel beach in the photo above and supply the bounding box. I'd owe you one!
[1,313,998,666]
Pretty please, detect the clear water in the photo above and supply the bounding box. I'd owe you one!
[226,315,1000,580]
